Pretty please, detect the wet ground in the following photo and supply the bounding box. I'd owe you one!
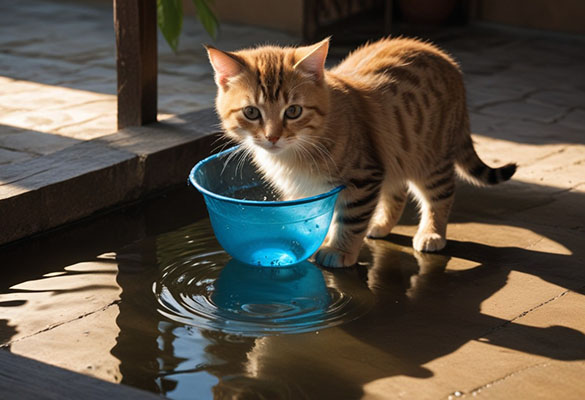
[1,177,584,399]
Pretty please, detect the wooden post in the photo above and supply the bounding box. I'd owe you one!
[114,0,158,129]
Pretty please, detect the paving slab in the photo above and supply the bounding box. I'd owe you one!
[467,361,585,399]
[464,290,585,399]
[480,101,567,124]
[0,259,120,346]
[9,303,123,384]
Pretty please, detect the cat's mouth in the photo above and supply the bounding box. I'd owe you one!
[257,141,286,154]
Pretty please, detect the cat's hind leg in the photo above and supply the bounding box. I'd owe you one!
[410,162,455,252]
[367,182,408,238]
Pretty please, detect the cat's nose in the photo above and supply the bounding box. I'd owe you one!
[267,135,280,144]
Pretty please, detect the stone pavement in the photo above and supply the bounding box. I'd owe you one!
[0,0,585,399]
[0,0,296,166]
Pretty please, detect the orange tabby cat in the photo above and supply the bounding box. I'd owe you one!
[206,37,516,268]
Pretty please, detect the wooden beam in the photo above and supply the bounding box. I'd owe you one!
[114,0,157,129]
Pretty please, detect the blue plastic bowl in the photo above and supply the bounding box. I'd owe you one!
[189,147,343,266]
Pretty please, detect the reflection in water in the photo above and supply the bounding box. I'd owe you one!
[114,219,376,398]
[2,188,585,398]
[110,222,585,399]
[6,209,582,399]
[213,260,330,317]
[156,255,372,336]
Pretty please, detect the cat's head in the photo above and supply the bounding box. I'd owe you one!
[206,39,330,155]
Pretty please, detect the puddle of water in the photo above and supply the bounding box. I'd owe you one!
[0,187,458,400]
[153,220,372,336]
[3,185,583,399]
[110,215,377,398]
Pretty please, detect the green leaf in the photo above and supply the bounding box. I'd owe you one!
[157,0,183,52]
[192,0,219,40]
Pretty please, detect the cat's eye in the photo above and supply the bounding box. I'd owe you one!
[284,105,302,119]
[243,106,261,120]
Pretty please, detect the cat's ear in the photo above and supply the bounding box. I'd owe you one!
[294,37,330,81]
[205,45,244,89]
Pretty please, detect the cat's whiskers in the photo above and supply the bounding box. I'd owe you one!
[210,134,234,155]
[307,137,336,167]
[294,140,322,176]
[230,140,253,178]
[221,144,248,176]
[235,145,254,178]
[296,135,338,180]
[313,144,337,178]
[294,136,334,181]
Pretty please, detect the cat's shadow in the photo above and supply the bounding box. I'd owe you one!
[355,233,585,362]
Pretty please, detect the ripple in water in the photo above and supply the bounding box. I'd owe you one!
[153,222,373,336]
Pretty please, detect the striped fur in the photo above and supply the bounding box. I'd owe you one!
[207,37,516,268]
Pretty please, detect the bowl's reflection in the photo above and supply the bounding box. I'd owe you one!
[155,252,371,337]
[212,259,330,320]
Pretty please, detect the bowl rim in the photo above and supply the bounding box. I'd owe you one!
[189,146,344,207]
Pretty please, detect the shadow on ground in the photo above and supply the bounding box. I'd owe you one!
[107,180,585,398]
[0,173,583,398]
[198,223,584,399]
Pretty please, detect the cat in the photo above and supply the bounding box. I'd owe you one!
[205,37,516,268]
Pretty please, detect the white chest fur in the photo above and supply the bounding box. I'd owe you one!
[252,151,332,200]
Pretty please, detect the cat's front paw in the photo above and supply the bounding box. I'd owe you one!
[413,233,446,252]
[314,246,358,268]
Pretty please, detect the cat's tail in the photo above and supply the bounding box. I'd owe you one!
[455,136,517,186]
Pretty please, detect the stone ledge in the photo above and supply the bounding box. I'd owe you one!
[0,107,224,246]
[0,350,162,400]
